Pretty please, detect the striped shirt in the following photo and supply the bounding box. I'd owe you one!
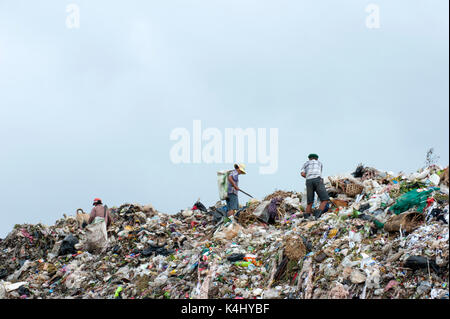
[301,159,323,180]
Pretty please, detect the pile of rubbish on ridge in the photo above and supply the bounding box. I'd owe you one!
[0,164,448,299]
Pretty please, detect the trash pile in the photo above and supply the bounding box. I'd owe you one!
[0,165,448,299]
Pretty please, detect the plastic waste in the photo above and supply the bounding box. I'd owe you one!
[114,286,123,299]
[18,285,31,297]
[0,268,7,280]
[252,201,271,223]
[389,188,438,215]
[58,234,79,256]
[85,217,108,253]
[416,281,432,295]
[404,256,440,273]
[217,171,230,200]
[235,261,252,267]
[384,212,424,233]
[0,164,447,300]
[348,230,362,248]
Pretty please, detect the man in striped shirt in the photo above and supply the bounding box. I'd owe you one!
[301,153,330,218]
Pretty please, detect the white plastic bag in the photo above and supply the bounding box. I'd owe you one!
[338,207,353,217]
[429,174,440,186]
[84,217,108,253]
[3,281,28,292]
[217,170,230,200]
[283,197,300,209]
[367,193,392,212]
[348,230,362,248]
[408,168,430,181]
[213,222,243,241]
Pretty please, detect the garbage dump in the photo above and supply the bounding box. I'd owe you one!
[0,165,448,299]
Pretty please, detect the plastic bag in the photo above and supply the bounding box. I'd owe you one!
[407,168,430,181]
[367,193,392,212]
[389,188,437,215]
[84,217,108,253]
[404,256,440,273]
[213,222,243,241]
[252,201,270,223]
[217,170,230,200]
[58,234,79,256]
[429,174,440,186]
[0,283,5,299]
[348,230,362,249]
[210,206,228,223]
[0,268,7,280]
[283,197,300,209]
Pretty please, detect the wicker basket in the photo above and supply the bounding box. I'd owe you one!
[345,183,364,197]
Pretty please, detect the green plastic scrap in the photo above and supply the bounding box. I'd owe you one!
[389,188,439,215]
[114,286,123,298]
[373,220,384,229]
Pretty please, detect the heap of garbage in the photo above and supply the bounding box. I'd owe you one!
[0,165,448,299]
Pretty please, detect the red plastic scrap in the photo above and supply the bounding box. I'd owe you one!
[21,229,34,243]
[384,280,399,292]
[426,198,435,208]
[190,221,199,228]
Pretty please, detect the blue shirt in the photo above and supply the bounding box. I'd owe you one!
[227,169,239,195]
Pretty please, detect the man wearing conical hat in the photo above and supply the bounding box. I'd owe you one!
[226,163,246,216]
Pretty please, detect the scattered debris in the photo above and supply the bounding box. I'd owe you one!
[0,164,448,299]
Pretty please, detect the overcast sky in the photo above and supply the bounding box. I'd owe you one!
[0,0,448,238]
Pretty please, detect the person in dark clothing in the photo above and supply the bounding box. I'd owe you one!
[301,154,330,218]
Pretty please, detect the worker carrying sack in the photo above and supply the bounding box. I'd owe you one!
[217,170,232,200]
[85,205,108,253]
